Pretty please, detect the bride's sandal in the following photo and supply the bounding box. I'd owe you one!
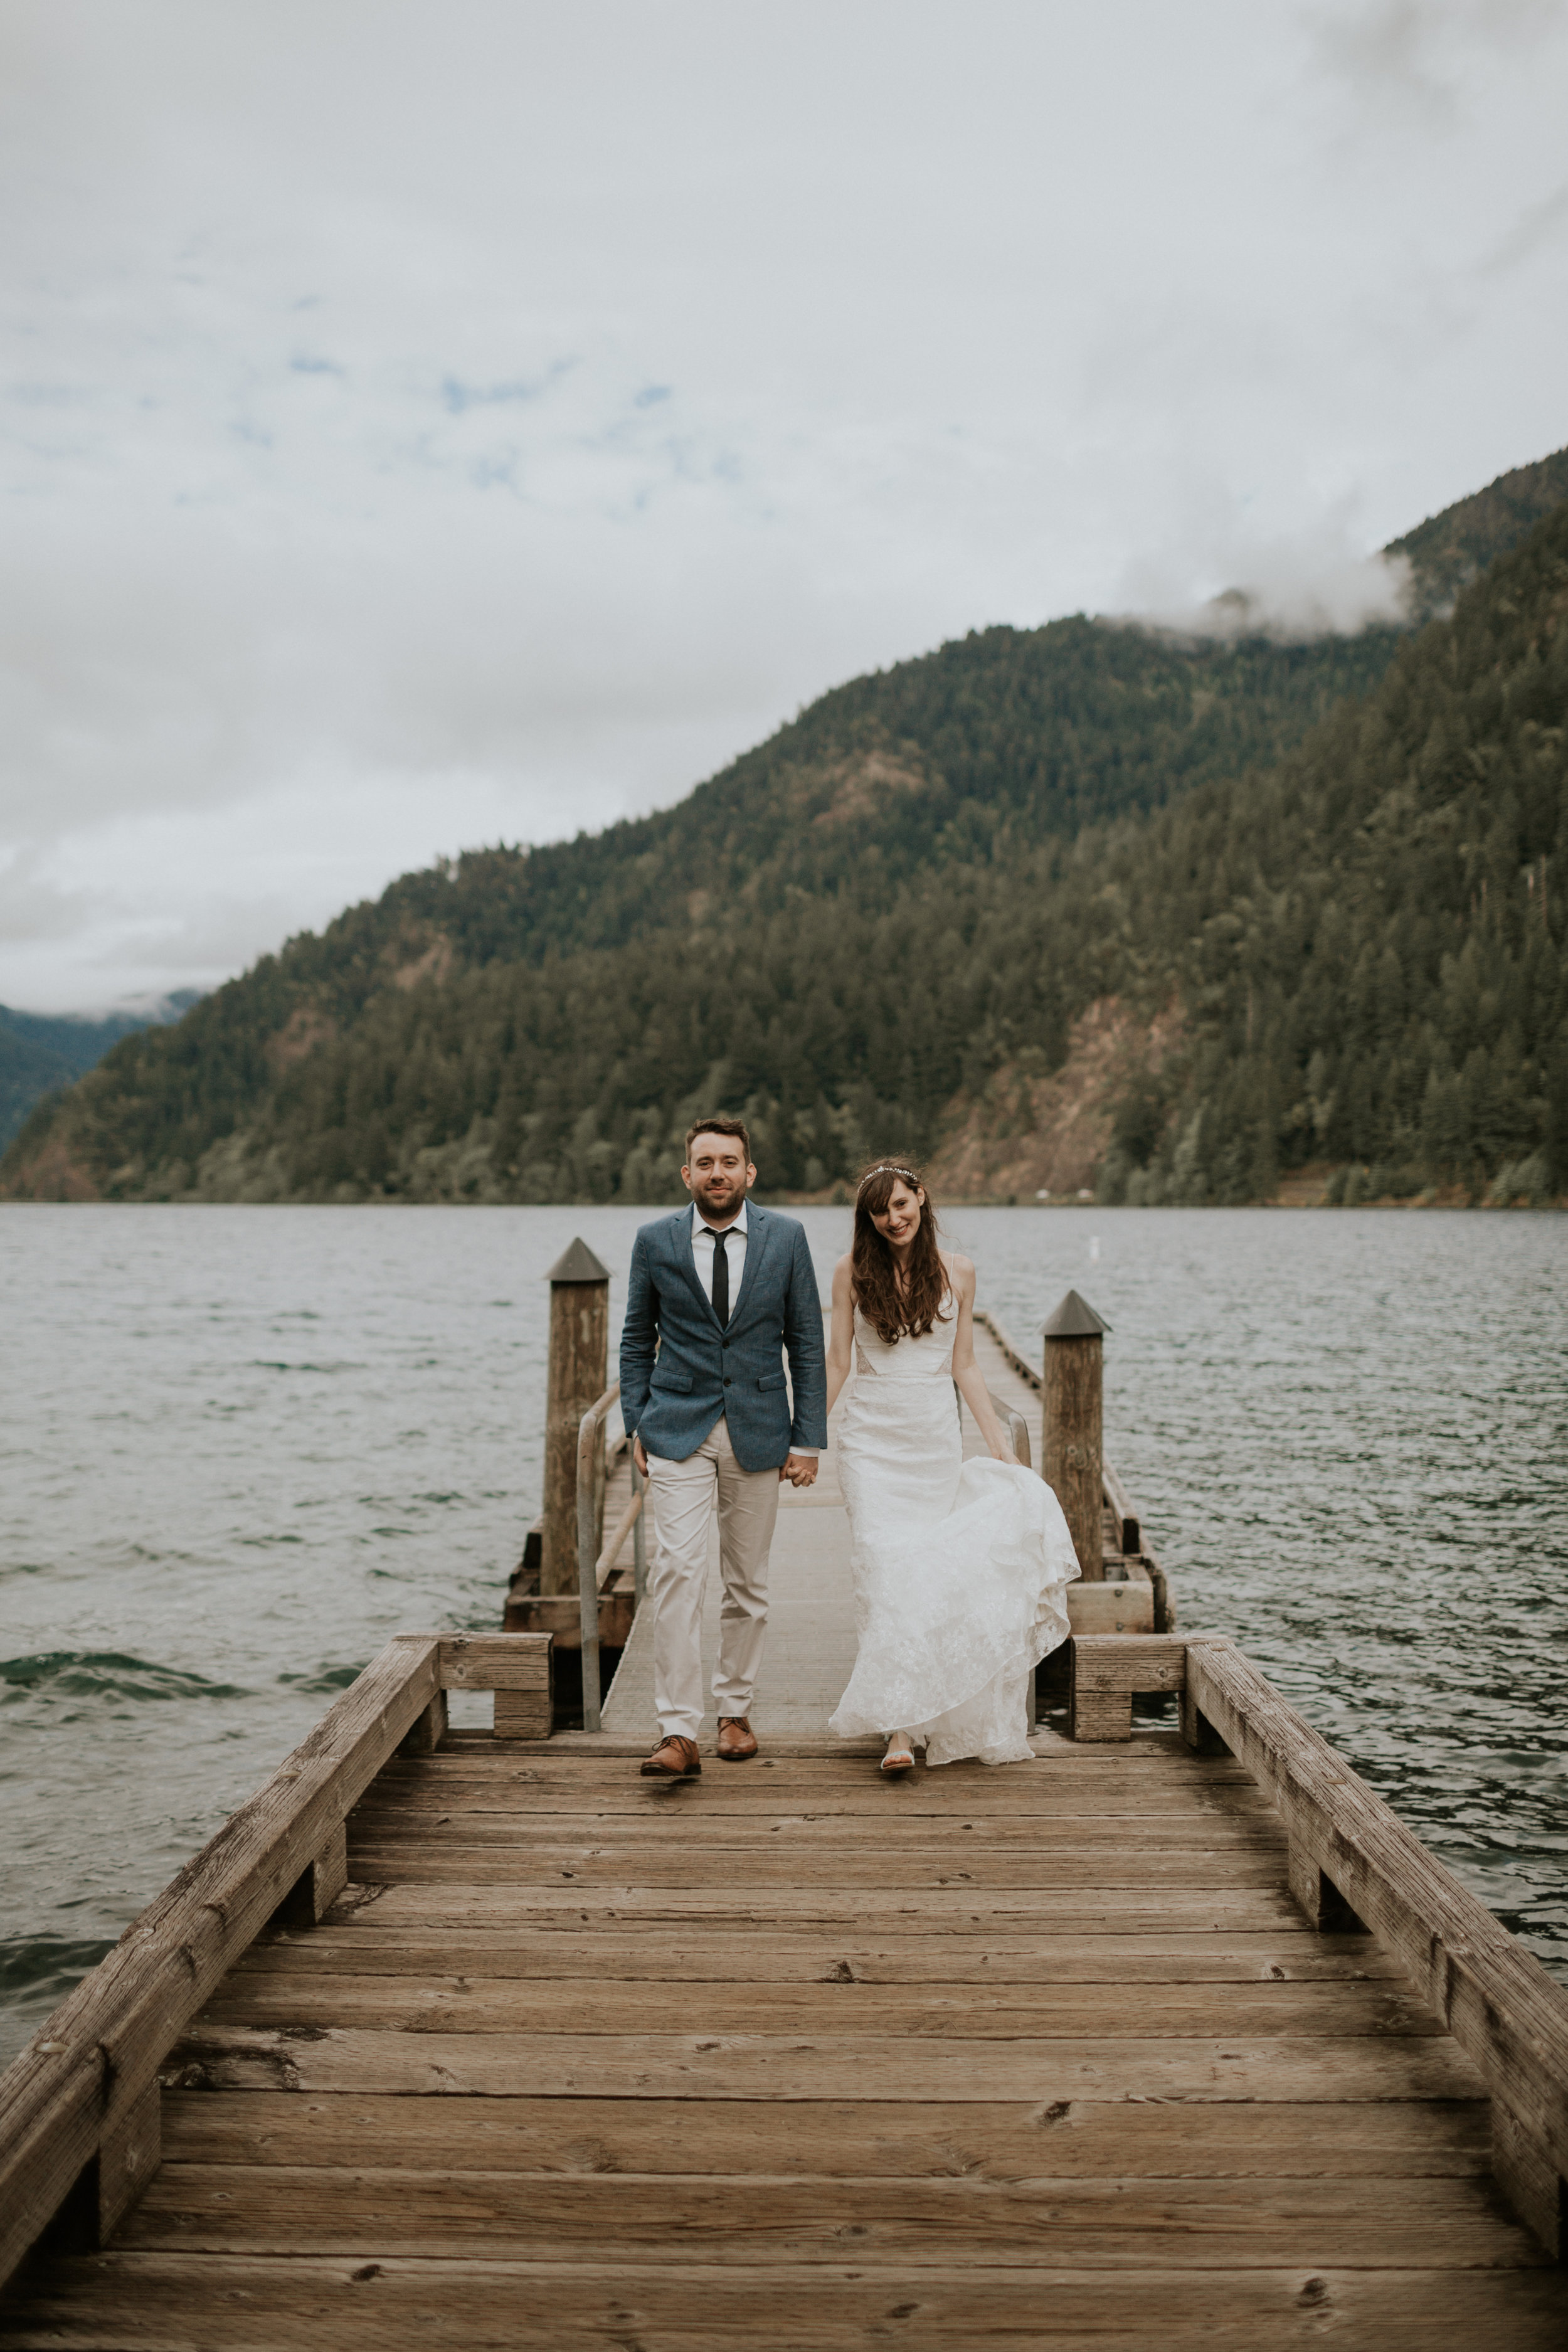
[881,1735,915,1776]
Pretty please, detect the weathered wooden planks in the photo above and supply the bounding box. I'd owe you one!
[8,1696,1567,2346]
[118,2163,1539,2270]
[0,1633,442,2290]
[233,1926,1404,1983]
[1071,1633,1187,1740]
[342,1842,1291,1887]
[164,2022,1489,2102]
[353,1766,1269,1806]
[6,2254,1567,2351]
[358,1786,1276,1822]
[317,1880,1372,1931]
[159,2088,1493,2180]
[0,1635,566,2290]
[1184,1637,1568,2254]
[435,1634,553,1693]
[430,1631,554,1739]
[195,1972,1443,2040]
[348,1781,1282,1820]
[345,1808,1290,1851]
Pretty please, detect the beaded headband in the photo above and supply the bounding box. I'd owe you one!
[857,1163,920,1195]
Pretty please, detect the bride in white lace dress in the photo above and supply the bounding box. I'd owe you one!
[825,1162,1079,1772]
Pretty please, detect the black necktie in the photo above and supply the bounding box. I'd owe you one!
[711,1228,729,1324]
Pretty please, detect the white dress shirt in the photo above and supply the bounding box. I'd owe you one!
[689,1200,815,1454]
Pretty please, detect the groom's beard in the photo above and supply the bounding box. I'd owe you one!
[694,1178,746,1224]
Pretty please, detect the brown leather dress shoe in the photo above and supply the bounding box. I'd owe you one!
[716,1715,758,1762]
[640,1735,701,1777]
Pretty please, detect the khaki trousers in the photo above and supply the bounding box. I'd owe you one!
[645,1416,780,1740]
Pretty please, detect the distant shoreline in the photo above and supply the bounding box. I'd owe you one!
[1,1191,1560,1212]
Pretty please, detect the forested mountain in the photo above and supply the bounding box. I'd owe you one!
[0,629,1402,1199]
[4,453,1565,1208]
[1089,501,1568,1208]
[0,996,200,1153]
[1389,445,1568,622]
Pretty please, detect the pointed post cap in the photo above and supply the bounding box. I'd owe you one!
[1042,1288,1110,1338]
[546,1236,610,1285]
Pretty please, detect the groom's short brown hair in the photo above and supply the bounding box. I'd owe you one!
[684,1114,751,1160]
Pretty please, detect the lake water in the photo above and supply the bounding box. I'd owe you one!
[3,1202,1565,2069]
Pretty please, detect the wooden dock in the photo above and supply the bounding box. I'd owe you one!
[3,1298,1567,2347]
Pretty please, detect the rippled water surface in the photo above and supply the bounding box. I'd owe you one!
[3,1202,1565,2065]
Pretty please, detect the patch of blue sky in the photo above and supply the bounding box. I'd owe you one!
[289,354,343,376]
[442,375,544,416]
[632,384,672,408]
[438,356,578,416]
[468,453,521,492]
[610,418,743,494]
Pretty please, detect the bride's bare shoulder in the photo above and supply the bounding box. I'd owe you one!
[942,1251,977,1294]
[831,1251,854,1290]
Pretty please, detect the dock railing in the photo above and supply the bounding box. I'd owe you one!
[601,1448,649,1604]
[987,1389,1032,1468]
[978,1305,1170,1624]
[576,1380,647,1734]
[1071,1630,1568,2258]
[10,1621,1562,2278]
[973,1306,1036,1385]
[0,1629,554,2294]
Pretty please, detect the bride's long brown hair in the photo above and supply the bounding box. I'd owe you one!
[851,1162,948,1345]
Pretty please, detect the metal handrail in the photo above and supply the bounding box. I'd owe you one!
[576,1382,620,1733]
[598,1476,649,1589]
[631,1452,648,1604]
[960,1378,1034,1472]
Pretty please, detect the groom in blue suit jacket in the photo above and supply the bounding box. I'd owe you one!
[620,1116,827,1778]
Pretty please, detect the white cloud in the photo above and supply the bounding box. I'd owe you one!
[1116,503,1417,640]
[2,0,1567,1006]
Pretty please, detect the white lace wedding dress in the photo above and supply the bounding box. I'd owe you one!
[829,1298,1080,1765]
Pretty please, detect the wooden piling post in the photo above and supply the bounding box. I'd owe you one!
[1042,1288,1107,1584]
[542,1239,610,1595]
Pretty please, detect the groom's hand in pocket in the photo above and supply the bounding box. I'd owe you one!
[781,1453,818,1488]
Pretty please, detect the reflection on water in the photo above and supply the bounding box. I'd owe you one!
[2,1200,1564,2066]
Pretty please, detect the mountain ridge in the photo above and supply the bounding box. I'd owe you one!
[1388,445,1568,621]
[4,444,1566,1205]
[0,995,202,1155]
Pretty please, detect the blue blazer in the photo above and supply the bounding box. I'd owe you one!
[620,1205,828,1472]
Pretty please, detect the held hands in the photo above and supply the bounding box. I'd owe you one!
[634,1433,817,1487]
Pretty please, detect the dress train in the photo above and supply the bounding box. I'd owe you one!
[829,1300,1079,1766]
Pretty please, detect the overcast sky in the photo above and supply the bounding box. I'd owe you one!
[3,0,1567,1012]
